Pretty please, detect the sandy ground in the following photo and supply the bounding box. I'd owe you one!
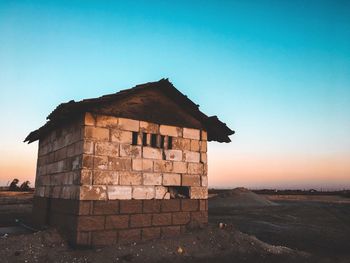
[0,190,349,263]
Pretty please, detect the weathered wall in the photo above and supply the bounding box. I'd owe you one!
[33,113,208,246]
[79,112,208,201]
[34,119,84,199]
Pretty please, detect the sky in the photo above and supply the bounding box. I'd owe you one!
[0,0,349,189]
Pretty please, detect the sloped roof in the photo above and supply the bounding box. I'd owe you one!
[24,79,234,143]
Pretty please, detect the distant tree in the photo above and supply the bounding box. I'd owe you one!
[19,181,31,191]
[9,178,20,191]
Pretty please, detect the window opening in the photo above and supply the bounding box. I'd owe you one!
[132,132,138,145]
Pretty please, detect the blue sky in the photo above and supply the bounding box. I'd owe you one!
[0,0,349,188]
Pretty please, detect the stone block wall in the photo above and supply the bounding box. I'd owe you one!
[32,112,208,246]
[34,119,84,200]
[80,113,208,201]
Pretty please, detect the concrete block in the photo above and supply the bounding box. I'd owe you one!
[172,161,187,173]
[95,142,119,156]
[182,174,201,187]
[80,185,107,200]
[159,125,182,137]
[183,128,200,140]
[201,130,208,141]
[143,147,162,159]
[142,159,153,172]
[96,115,119,128]
[200,141,207,152]
[143,173,162,185]
[190,140,200,152]
[108,186,132,200]
[118,117,139,132]
[132,186,155,199]
[109,157,132,171]
[61,186,78,199]
[201,176,208,187]
[35,186,45,197]
[120,144,141,158]
[190,187,208,199]
[111,129,132,144]
[82,155,94,169]
[203,164,208,175]
[93,171,119,185]
[183,151,200,163]
[132,159,142,171]
[187,163,204,174]
[81,169,92,185]
[140,121,159,133]
[163,173,181,186]
[67,143,75,157]
[94,156,109,170]
[155,186,168,199]
[119,171,142,185]
[84,126,109,141]
[84,112,95,126]
[164,149,182,161]
[201,152,207,163]
[153,160,173,173]
[172,137,191,151]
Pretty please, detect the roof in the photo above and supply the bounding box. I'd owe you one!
[24,79,234,143]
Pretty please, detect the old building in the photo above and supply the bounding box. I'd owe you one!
[25,79,234,246]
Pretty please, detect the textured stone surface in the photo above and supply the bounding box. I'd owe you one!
[118,171,142,185]
[183,128,200,140]
[80,186,107,200]
[107,186,132,200]
[162,173,181,186]
[132,186,155,199]
[120,144,141,158]
[143,147,162,159]
[111,130,132,144]
[187,163,203,174]
[159,125,182,137]
[118,118,139,132]
[183,151,200,163]
[153,160,173,173]
[32,197,208,246]
[172,137,191,151]
[95,142,119,156]
[182,174,201,187]
[172,161,187,173]
[84,112,95,126]
[143,173,162,185]
[140,121,159,133]
[93,171,119,185]
[164,149,182,161]
[84,127,109,141]
[95,115,119,128]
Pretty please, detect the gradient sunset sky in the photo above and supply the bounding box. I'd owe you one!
[0,0,349,189]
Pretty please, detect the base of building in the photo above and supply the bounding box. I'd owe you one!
[32,196,208,247]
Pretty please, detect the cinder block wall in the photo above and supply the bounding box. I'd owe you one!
[32,112,208,246]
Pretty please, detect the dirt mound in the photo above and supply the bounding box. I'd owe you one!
[0,226,309,263]
[209,188,277,208]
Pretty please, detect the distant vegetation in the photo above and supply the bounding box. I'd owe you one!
[4,179,33,192]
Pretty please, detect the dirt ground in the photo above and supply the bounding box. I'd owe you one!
[0,191,349,263]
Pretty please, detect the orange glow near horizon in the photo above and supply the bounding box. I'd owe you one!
[0,143,349,190]
[209,152,350,189]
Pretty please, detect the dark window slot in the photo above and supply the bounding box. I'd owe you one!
[151,134,157,147]
[142,132,147,146]
[168,136,173,149]
[160,136,165,149]
[132,132,138,145]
